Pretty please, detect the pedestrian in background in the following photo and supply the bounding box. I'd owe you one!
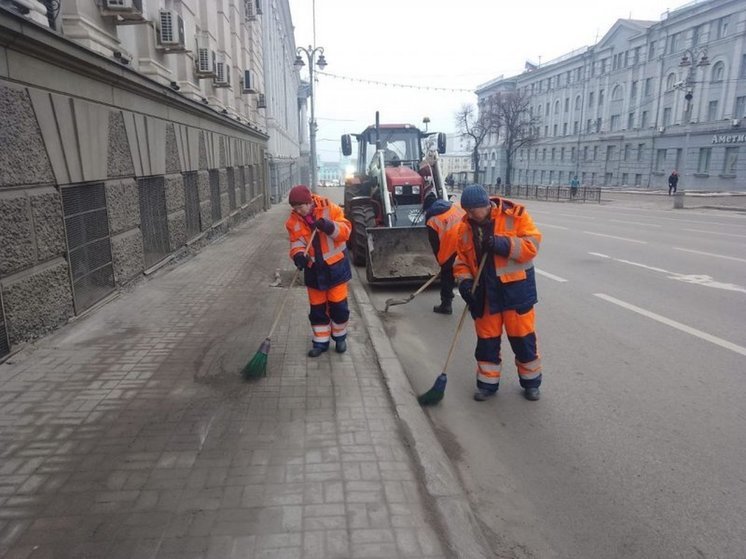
[454,184,544,401]
[285,185,352,357]
[423,193,465,315]
[570,175,579,199]
[668,171,679,195]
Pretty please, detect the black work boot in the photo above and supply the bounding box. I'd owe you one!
[433,301,453,315]
[307,346,328,358]
[335,339,347,353]
[524,387,541,401]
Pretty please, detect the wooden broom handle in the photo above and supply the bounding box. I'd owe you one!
[442,252,489,372]
[266,228,318,340]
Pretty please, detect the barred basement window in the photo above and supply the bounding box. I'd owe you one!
[137,176,170,269]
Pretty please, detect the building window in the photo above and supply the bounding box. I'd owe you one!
[588,91,594,107]
[624,144,630,161]
[656,149,667,172]
[563,123,568,135]
[593,146,598,160]
[598,89,605,106]
[574,121,579,134]
[553,124,558,136]
[571,147,576,161]
[542,148,547,160]
[663,107,672,126]
[583,146,589,161]
[666,73,677,90]
[630,81,638,100]
[641,111,649,128]
[723,147,739,175]
[645,78,653,96]
[545,103,550,116]
[740,54,746,79]
[648,41,656,61]
[697,148,712,174]
[736,96,746,118]
[637,143,645,161]
[628,112,635,129]
[717,16,729,39]
[606,145,615,161]
[611,85,623,101]
[711,62,725,82]
[561,148,565,161]
[575,95,582,110]
[610,115,620,131]
[622,173,629,185]
[554,100,560,115]
[635,174,642,186]
[708,100,719,121]
[587,119,593,132]
[565,98,570,113]
[551,148,556,161]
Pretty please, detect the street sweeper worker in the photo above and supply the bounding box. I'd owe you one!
[423,193,465,315]
[286,185,352,357]
[454,184,543,402]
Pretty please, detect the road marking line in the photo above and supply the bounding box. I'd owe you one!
[583,231,648,244]
[536,269,568,282]
[588,252,746,293]
[534,222,569,230]
[674,247,746,263]
[594,293,746,357]
[683,228,746,239]
[609,219,663,228]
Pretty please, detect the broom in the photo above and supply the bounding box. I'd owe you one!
[241,229,317,379]
[417,253,488,406]
[383,272,440,312]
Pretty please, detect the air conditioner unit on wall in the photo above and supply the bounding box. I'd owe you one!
[255,0,263,15]
[242,70,257,94]
[658,126,666,133]
[244,0,257,21]
[732,119,741,127]
[214,61,231,87]
[257,93,266,109]
[195,48,216,77]
[157,11,186,51]
[100,0,145,22]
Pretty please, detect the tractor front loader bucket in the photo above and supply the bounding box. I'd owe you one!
[365,226,439,283]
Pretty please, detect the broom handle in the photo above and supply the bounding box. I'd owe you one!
[412,271,440,297]
[441,253,489,373]
[266,228,318,340]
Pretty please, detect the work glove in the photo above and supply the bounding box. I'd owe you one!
[482,234,511,257]
[293,253,309,270]
[458,279,477,310]
[312,218,335,235]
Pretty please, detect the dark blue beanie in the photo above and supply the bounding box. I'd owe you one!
[460,184,490,209]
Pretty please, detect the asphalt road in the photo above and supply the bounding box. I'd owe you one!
[325,186,746,558]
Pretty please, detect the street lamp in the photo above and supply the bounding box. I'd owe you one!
[295,45,327,193]
[678,47,710,123]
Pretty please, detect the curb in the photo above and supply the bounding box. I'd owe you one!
[349,279,494,559]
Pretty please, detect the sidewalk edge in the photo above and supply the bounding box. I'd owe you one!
[349,279,493,559]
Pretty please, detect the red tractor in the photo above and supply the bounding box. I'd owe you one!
[341,113,450,282]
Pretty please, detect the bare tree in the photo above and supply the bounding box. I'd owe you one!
[492,90,538,187]
[455,100,501,184]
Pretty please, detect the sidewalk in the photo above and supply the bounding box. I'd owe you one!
[0,203,490,559]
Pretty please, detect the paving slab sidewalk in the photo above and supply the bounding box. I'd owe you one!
[0,202,493,559]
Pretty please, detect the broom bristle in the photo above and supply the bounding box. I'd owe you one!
[241,338,270,379]
[417,373,447,406]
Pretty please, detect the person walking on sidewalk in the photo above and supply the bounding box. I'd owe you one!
[668,171,679,195]
[286,185,352,357]
[454,184,544,402]
[423,193,465,315]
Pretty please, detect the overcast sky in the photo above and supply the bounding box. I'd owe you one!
[288,0,687,162]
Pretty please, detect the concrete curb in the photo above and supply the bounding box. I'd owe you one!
[349,279,494,559]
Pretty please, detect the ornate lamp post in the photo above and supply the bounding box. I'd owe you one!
[294,46,327,193]
[678,47,710,123]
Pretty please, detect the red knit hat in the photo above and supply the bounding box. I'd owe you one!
[288,185,313,205]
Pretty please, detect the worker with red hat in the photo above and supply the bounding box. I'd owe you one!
[285,185,353,357]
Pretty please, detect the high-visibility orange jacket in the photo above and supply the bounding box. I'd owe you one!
[454,197,542,316]
[426,203,466,265]
[285,195,352,290]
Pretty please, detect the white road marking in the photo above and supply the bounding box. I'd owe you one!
[536,269,568,282]
[609,219,663,228]
[588,252,746,293]
[583,231,648,244]
[594,293,746,357]
[683,228,746,239]
[534,222,569,230]
[674,247,746,264]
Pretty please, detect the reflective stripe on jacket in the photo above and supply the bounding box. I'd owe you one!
[454,197,542,316]
[427,204,465,265]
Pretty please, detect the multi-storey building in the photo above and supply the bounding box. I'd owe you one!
[477,0,746,191]
[439,133,475,186]
[0,0,303,354]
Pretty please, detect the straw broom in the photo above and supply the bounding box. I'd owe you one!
[241,229,317,379]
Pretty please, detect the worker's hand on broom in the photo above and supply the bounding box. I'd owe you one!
[482,234,511,257]
[458,280,476,310]
[293,253,309,270]
[312,218,335,235]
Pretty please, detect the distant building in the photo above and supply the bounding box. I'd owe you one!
[478,0,746,190]
[318,161,341,185]
[439,134,474,185]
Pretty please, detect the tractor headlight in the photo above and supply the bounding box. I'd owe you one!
[394,186,403,195]
[412,186,420,194]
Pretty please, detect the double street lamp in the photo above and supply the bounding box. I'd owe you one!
[294,45,327,193]
[678,47,710,122]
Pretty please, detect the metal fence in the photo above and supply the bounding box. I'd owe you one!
[484,184,602,203]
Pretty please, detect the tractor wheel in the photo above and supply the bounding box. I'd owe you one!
[343,182,370,216]
[350,204,376,267]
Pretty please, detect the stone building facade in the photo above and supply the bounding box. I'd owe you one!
[0,0,300,356]
[477,0,746,191]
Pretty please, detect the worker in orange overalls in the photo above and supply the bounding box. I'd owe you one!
[454,184,543,401]
[286,185,352,357]
[423,193,465,315]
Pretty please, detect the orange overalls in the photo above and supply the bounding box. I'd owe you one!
[426,202,465,306]
[454,198,543,393]
[286,195,352,349]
